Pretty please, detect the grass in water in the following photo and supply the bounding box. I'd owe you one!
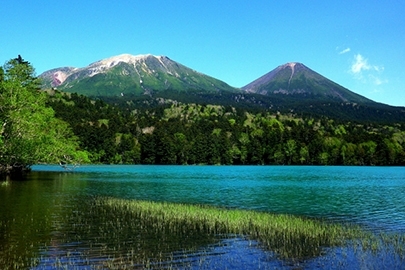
[4,196,403,269]
[98,197,374,260]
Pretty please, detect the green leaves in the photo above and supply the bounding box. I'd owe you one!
[45,87,405,166]
[0,56,89,175]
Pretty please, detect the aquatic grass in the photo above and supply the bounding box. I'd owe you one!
[98,197,371,260]
[2,196,404,269]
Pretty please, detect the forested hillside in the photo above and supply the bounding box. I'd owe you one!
[46,90,405,166]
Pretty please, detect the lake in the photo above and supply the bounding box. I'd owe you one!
[1,165,404,269]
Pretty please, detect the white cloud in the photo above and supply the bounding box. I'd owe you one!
[373,65,384,72]
[351,54,371,74]
[339,47,351,54]
[369,75,388,86]
[350,54,387,87]
[351,54,383,74]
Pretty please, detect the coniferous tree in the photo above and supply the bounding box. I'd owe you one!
[0,56,89,177]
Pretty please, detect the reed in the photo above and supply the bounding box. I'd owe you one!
[98,197,370,260]
[3,196,404,268]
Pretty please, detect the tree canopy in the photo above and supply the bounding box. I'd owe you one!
[0,56,89,177]
[46,92,405,166]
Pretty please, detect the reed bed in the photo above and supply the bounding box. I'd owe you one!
[98,197,373,260]
[2,196,404,268]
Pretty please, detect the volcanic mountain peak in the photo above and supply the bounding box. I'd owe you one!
[41,54,168,87]
[89,54,157,69]
[85,54,164,77]
[242,62,373,104]
[277,62,310,75]
[39,53,237,96]
[282,62,298,68]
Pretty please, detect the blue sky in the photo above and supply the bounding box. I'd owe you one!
[1,0,404,106]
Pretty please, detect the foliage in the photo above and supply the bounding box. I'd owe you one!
[0,56,89,176]
[46,92,405,166]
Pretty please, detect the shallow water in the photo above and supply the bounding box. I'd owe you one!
[1,165,404,269]
[31,165,405,231]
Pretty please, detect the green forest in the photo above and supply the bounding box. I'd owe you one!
[47,90,405,166]
[1,57,405,176]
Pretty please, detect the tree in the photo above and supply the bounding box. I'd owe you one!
[299,145,309,164]
[0,56,89,177]
[284,139,297,165]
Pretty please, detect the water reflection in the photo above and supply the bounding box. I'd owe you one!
[29,165,405,232]
[32,197,224,269]
[20,166,405,232]
[1,165,405,268]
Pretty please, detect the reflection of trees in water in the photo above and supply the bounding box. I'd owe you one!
[0,185,220,269]
[2,177,405,269]
[0,174,87,268]
[0,179,60,267]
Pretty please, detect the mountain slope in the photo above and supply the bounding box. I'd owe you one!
[40,54,238,97]
[240,62,405,123]
[242,62,374,104]
[40,56,405,123]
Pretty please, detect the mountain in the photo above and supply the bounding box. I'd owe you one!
[40,55,405,123]
[40,54,238,97]
[242,62,373,104]
[241,62,405,122]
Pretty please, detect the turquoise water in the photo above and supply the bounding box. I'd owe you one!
[1,165,405,269]
[32,165,405,232]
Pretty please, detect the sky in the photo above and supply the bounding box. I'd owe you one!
[1,0,404,106]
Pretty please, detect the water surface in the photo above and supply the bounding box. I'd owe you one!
[31,165,405,231]
[1,165,404,269]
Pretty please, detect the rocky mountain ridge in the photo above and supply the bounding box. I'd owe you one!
[40,54,236,96]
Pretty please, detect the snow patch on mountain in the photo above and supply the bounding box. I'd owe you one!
[91,54,156,67]
[85,54,158,77]
[287,62,296,88]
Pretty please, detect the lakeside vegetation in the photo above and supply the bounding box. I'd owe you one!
[47,90,405,166]
[3,194,403,268]
[99,197,366,260]
[0,56,88,177]
[96,197,405,267]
